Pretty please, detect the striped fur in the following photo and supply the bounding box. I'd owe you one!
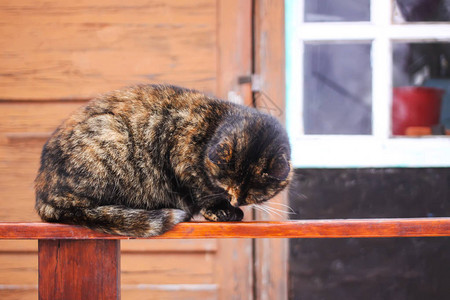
[35,85,291,237]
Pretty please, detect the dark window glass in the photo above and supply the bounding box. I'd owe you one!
[394,0,450,22]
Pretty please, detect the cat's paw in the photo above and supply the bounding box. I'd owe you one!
[201,206,243,222]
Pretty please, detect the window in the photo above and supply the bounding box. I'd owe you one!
[286,0,450,168]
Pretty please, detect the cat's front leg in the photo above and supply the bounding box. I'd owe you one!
[200,200,243,222]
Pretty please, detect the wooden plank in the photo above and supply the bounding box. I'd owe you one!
[0,285,218,300]
[38,239,120,300]
[121,252,214,285]
[254,0,288,299]
[216,0,253,106]
[121,239,217,253]
[0,243,216,297]
[0,219,449,239]
[0,254,37,285]
[0,102,84,133]
[0,140,46,222]
[0,289,37,300]
[0,101,86,222]
[0,241,38,253]
[0,0,216,100]
[0,284,219,300]
[0,240,216,253]
[216,2,254,299]
[0,242,42,300]
[122,286,217,300]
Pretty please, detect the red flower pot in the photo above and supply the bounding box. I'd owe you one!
[392,87,444,135]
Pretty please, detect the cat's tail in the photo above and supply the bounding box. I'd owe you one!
[36,202,189,237]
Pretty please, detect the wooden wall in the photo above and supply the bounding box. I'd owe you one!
[0,1,253,299]
[253,1,289,299]
[0,0,217,99]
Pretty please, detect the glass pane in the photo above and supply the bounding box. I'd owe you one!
[304,43,372,135]
[304,0,370,22]
[394,0,450,23]
[393,42,450,135]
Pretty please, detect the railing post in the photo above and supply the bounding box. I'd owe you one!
[38,239,120,300]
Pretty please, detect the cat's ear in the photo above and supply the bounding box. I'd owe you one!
[208,140,233,166]
[267,154,291,181]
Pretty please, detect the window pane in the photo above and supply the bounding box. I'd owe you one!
[304,43,372,135]
[394,0,450,23]
[304,0,370,22]
[393,42,450,135]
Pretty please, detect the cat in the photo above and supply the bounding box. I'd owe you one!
[35,84,292,237]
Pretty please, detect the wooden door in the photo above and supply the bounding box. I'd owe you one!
[0,1,253,299]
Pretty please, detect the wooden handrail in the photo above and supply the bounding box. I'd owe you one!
[3,218,449,299]
[1,218,450,239]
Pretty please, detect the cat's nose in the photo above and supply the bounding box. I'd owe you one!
[230,196,239,207]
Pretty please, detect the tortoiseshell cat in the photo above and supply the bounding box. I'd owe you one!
[35,85,292,237]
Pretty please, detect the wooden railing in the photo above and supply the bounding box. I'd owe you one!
[1,218,450,299]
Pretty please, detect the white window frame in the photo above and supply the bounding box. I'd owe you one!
[286,0,450,168]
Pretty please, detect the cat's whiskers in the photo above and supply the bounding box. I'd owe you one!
[289,190,308,200]
[266,202,296,213]
[251,204,271,217]
[259,204,296,216]
[251,204,283,218]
